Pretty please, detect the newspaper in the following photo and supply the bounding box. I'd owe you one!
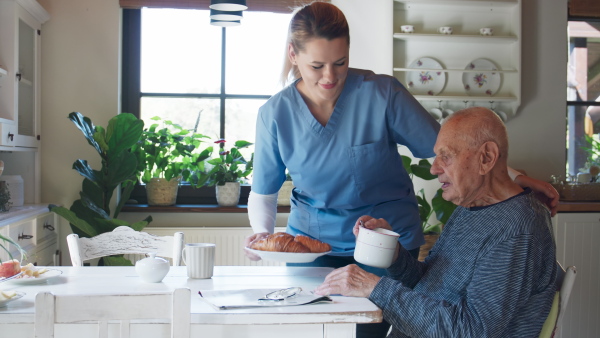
[199,288,332,310]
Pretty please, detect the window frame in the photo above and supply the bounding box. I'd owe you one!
[121,8,273,206]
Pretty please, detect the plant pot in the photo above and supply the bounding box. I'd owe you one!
[146,177,181,206]
[277,181,294,206]
[216,182,241,206]
[418,233,440,262]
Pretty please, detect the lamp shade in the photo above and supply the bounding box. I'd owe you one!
[209,0,247,11]
[210,19,241,27]
[210,9,243,21]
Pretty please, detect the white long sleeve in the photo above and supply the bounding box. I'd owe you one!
[247,191,278,234]
[508,166,524,181]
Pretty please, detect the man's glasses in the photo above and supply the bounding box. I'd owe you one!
[258,287,302,302]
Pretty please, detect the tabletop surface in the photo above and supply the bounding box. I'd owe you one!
[0,266,382,325]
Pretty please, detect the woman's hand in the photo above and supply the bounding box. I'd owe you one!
[514,175,559,216]
[243,232,270,261]
[314,264,381,297]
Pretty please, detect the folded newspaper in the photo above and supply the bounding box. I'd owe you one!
[199,288,332,310]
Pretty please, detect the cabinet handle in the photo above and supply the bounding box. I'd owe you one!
[43,223,55,231]
[18,232,33,240]
[7,133,14,142]
[16,73,21,81]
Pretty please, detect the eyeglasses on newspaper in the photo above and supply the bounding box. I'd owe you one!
[258,287,302,302]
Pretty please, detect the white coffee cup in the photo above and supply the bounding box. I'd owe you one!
[480,27,493,36]
[401,25,414,33]
[354,227,400,269]
[438,26,453,35]
[182,243,216,279]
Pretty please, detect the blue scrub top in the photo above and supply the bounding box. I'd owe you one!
[252,68,440,255]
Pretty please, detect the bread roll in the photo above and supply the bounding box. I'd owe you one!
[295,235,331,253]
[249,232,330,253]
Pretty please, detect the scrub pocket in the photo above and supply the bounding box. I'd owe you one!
[349,139,401,202]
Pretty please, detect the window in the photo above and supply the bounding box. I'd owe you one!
[121,8,292,204]
[566,19,600,180]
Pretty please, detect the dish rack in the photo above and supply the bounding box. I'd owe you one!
[552,183,600,201]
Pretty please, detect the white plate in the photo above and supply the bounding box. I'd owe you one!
[245,248,331,263]
[406,57,446,96]
[4,269,62,285]
[462,58,501,96]
[0,291,25,307]
[0,271,23,283]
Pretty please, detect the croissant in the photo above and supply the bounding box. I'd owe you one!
[295,235,331,253]
[249,232,330,253]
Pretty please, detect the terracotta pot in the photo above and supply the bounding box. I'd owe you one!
[216,182,241,206]
[146,177,181,206]
[277,181,294,206]
[418,233,440,262]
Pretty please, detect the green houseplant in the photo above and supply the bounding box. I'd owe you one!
[401,155,457,234]
[133,116,213,205]
[206,139,253,206]
[49,112,153,266]
[0,234,25,263]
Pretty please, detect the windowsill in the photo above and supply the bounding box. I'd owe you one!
[122,204,291,213]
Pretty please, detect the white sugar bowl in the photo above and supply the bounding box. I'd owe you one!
[135,253,170,283]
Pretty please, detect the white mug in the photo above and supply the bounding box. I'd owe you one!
[182,243,216,279]
[401,25,414,33]
[480,27,493,36]
[438,26,453,35]
[354,227,400,269]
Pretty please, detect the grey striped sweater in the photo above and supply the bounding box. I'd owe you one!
[370,189,557,337]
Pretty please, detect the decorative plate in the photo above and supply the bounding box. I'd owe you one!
[0,291,25,307]
[406,57,446,96]
[3,269,62,285]
[462,58,502,96]
[245,248,331,263]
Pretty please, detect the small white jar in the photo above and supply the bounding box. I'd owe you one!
[135,253,170,283]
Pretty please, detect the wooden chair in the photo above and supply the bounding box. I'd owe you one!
[67,226,184,266]
[539,263,577,338]
[34,288,191,338]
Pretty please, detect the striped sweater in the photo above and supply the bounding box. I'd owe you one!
[370,189,557,337]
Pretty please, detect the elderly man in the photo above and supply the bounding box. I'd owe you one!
[315,107,557,337]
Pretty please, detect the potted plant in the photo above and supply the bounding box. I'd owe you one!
[133,116,213,206]
[401,155,457,261]
[49,112,153,266]
[206,139,253,206]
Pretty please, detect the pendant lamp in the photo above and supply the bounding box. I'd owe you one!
[210,9,243,21]
[210,19,241,27]
[209,0,247,11]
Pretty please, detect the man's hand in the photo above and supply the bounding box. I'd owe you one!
[243,232,270,261]
[514,175,559,216]
[314,264,381,297]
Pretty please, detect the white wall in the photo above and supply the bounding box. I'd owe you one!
[36,0,568,261]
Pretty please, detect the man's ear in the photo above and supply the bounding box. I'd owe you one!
[478,141,499,175]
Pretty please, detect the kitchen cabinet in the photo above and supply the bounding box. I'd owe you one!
[553,212,600,338]
[0,206,59,266]
[392,0,521,120]
[0,0,49,149]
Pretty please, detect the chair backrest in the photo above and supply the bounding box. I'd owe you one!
[67,226,184,266]
[538,263,577,338]
[34,288,191,338]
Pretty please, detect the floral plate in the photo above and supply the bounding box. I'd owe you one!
[406,57,446,96]
[462,58,502,96]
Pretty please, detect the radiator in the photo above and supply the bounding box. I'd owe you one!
[140,227,286,266]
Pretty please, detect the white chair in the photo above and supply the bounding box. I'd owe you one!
[539,263,577,338]
[34,288,191,338]
[67,226,184,266]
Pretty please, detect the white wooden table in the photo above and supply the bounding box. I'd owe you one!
[0,266,382,338]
